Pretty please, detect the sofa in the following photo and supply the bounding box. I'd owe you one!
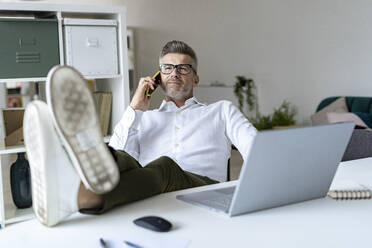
[314,96,372,161]
[316,96,372,127]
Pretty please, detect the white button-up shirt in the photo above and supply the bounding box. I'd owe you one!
[109,97,257,182]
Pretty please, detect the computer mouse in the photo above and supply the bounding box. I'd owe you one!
[133,216,172,232]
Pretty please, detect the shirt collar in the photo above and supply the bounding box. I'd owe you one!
[158,97,205,112]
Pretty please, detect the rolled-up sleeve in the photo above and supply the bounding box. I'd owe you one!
[223,101,257,159]
[109,106,144,160]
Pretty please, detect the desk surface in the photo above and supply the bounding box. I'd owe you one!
[1,158,372,248]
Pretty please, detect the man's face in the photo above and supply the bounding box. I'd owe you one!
[159,53,199,102]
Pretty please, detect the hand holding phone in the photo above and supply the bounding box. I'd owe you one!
[145,70,161,97]
[130,72,160,111]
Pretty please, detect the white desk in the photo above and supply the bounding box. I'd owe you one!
[1,158,372,248]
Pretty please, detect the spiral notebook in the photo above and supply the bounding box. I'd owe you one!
[328,179,372,200]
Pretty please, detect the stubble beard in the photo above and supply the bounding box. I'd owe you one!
[160,79,193,101]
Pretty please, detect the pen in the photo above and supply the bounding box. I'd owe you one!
[99,238,109,248]
[124,240,144,248]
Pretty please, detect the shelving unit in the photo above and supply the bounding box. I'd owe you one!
[0,2,130,228]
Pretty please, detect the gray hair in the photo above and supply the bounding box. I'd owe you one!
[159,40,198,73]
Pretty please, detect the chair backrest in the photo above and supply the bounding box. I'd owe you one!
[227,158,231,181]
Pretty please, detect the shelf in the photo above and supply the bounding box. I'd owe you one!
[0,145,26,155]
[84,75,122,80]
[0,78,47,83]
[0,136,111,155]
[5,207,34,225]
[0,74,122,83]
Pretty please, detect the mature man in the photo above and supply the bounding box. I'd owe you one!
[110,40,257,182]
[24,40,256,227]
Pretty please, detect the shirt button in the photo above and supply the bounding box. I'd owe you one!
[175,143,179,147]
[175,126,180,131]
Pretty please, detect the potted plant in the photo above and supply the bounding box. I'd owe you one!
[233,76,258,117]
[271,100,297,129]
[233,76,297,130]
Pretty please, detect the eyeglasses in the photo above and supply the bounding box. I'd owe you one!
[159,64,195,75]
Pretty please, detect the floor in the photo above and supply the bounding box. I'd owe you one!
[230,149,244,181]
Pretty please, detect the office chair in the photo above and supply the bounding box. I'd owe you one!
[227,158,231,181]
[342,129,372,161]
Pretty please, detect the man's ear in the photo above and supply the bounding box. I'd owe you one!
[193,74,199,87]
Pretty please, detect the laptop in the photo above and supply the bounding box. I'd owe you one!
[176,122,355,216]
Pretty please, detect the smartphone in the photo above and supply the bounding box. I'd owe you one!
[145,70,161,97]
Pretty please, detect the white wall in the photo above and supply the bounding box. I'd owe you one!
[4,0,372,124]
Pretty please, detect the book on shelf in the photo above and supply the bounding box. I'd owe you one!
[0,108,25,147]
[93,92,112,137]
[327,179,372,200]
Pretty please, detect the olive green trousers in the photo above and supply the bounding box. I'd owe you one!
[80,149,218,214]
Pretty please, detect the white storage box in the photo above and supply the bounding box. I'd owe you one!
[63,18,119,76]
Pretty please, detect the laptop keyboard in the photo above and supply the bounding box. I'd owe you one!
[176,186,236,213]
[202,194,233,210]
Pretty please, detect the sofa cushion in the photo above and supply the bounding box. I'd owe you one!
[316,97,340,112]
[311,97,348,125]
[326,112,367,128]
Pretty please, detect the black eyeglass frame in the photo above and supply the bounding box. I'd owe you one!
[159,64,196,75]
